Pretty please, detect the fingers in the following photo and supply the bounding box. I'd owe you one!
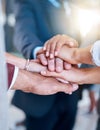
[47,58,55,71]
[47,57,64,72]
[56,78,79,94]
[58,82,78,95]
[44,36,59,58]
[72,83,79,91]
[37,54,47,66]
[64,61,72,70]
[44,40,54,57]
[41,69,61,78]
[55,58,63,72]
[61,34,79,48]
[37,54,65,72]
[56,78,69,83]
[40,68,79,94]
[43,34,79,59]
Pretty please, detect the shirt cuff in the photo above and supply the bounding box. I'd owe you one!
[33,46,42,59]
[90,40,100,66]
[9,66,19,90]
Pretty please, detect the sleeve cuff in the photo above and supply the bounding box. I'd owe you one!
[9,67,19,90]
[90,40,100,66]
[33,46,42,59]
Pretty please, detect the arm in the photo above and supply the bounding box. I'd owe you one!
[41,67,100,84]
[14,0,42,58]
[6,53,76,94]
[82,67,100,84]
[5,52,46,72]
[6,52,26,69]
[43,34,78,58]
[12,70,75,95]
[58,45,93,65]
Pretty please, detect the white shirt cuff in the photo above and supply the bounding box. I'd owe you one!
[33,46,42,59]
[90,40,100,66]
[9,66,19,90]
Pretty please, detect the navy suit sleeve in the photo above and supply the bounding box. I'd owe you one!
[14,0,43,59]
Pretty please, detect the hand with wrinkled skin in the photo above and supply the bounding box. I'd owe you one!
[6,52,77,95]
[12,69,78,95]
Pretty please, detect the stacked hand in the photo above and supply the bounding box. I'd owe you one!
[36,34,100,94]
[36,34,79,94]
[6,34,100,95]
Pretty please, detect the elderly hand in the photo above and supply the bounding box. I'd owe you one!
[12,69,78,95]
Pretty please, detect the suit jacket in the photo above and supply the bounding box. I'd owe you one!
[7,63,15,88]
[12,0,79,117]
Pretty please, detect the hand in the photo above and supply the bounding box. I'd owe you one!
[43,34,78,58]
[40,66,85,85]
[12,69,77,95]
[25,59,46,72]
[37,52,72,72]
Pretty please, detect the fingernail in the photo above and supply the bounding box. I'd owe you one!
[41,71,46,75]
[50,54,54,59]
[55,51,58,56]
[46,52,49,57]
[69,92,72,95]
[73,84,78,91]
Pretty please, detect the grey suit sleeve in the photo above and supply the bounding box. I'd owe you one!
[14,0,42,58]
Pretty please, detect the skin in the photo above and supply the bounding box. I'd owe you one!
[6,52,46,72]
[37,34,78,72]
[37,53,72,72]
[43,34,78,58]
[37,44,93,70]
[37,34,100,85]
[12,69,76,95]
[6,52,77,94]
[57,45,93,65]
[41,67,100,84]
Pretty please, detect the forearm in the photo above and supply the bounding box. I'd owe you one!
[75,45,93,65]
[5,53,26,69]
[81,67,100,84]
[58,45,93,65]
[11,69,33,91]
[6,53,46,73]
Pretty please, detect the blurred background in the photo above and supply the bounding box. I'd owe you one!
[1,0,100,130]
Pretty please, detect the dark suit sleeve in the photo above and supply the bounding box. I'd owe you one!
[7,63,15,88]
[14,0,42,59]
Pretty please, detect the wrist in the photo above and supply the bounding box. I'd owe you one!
[71,48,80,64]
[78,68,89,84]
[58,46,79,64]
[79,67,98,84]
[74,46,93,64]
[90,41,100,66]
